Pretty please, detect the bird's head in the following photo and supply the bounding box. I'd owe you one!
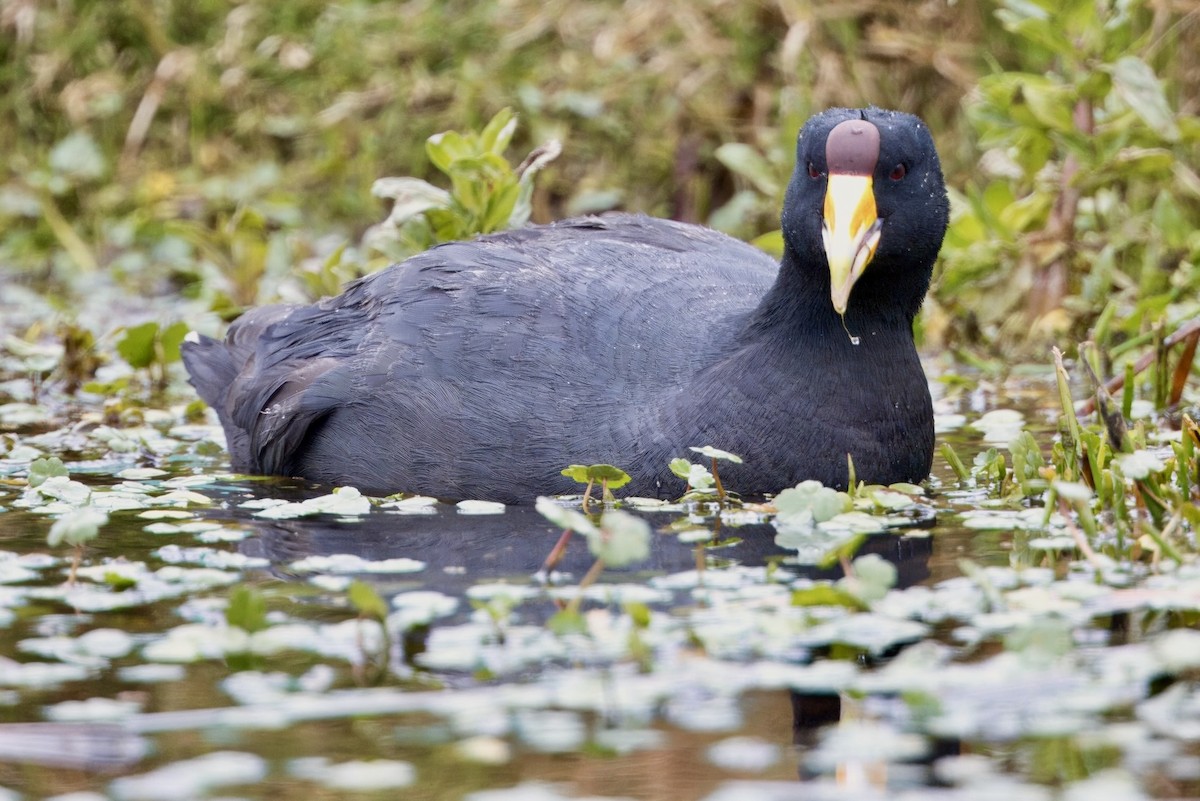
[781,107,949,323]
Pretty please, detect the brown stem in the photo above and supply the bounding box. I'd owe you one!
[1169,329,1200,407]
[710,457,726,503]
[542,528,574,573]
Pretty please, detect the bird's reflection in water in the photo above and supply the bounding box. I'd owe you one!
[219,487,945,790]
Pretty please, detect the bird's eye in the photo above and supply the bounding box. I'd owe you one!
[889,163,907,181]
[807,162,821,180]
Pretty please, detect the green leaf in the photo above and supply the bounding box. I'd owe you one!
[791,584,867,611]
[714,143,780,197]
[625,601,652,628]
[348,579,389,619]
[48,131,107,181]
[480,108,517,155]
[116,322,159,369]
[587,509,651,566]
[689,446,743,464]
[1109,55,1179,141]
[750,229,784,257]
[838,553,897,603]
[547,609,588,635]
[159,321,190,364]
[560,464,631,489]
[668,458,693,480]
[47,508,107,548]
[425,131,473,174]
[104,571,137,591]
[1004,617,1074,666]
[481,180,520,233]
[226,585,269,634]
[28,456,68,488]
[535,496,599,536]
[774,480,850,524]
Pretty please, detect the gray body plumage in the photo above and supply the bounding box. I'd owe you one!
[183,108,946,502]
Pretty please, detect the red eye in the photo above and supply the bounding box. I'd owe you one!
[807,162,821,179]
[889,163,907,180]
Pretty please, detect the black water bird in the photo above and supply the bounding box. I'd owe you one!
[182,107,949,503]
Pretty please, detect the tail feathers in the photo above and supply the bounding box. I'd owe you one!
[181,305,299,472]
[182,332,256,467]
[180,332,238,411]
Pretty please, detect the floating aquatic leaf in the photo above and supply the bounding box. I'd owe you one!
[514,709,587,753]
[297,758,417,791]
[820,511,887,534]
[30,476,92,506]
[593,727,665,756]
[108,751,267,800]
[806,720,928,772]
[390,591,459,630]
[456,499,505,515]
[28,457,68,488]
[254,486,372,519]
[1114,450,1166,480]
[455,735,512,765]
[44,696,142,722]
[0,403,49,426]
[775,481,849,525]
[116,467,168,480]
[972,408,1026,444]
[290,554,425,575]
[861,488,918,511]
[136,509,192,520]
[707,735,781,772]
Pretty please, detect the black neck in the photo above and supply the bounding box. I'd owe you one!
[742,249,922,345]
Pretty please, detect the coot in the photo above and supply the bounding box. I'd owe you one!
[183,107,949,502]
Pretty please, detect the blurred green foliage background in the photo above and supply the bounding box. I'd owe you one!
[1,0,1198,360]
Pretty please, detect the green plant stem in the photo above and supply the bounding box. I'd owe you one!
[941,442,970,481]
[39,193,97,273]
[1079,317,1200,415]
[566,558,607,616]
[1140,508,1184,565]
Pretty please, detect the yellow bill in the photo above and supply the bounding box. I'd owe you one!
[822,173,882,316]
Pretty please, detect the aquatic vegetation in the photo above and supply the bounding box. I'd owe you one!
[1,0,1200,796]
[559,463,631,511]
